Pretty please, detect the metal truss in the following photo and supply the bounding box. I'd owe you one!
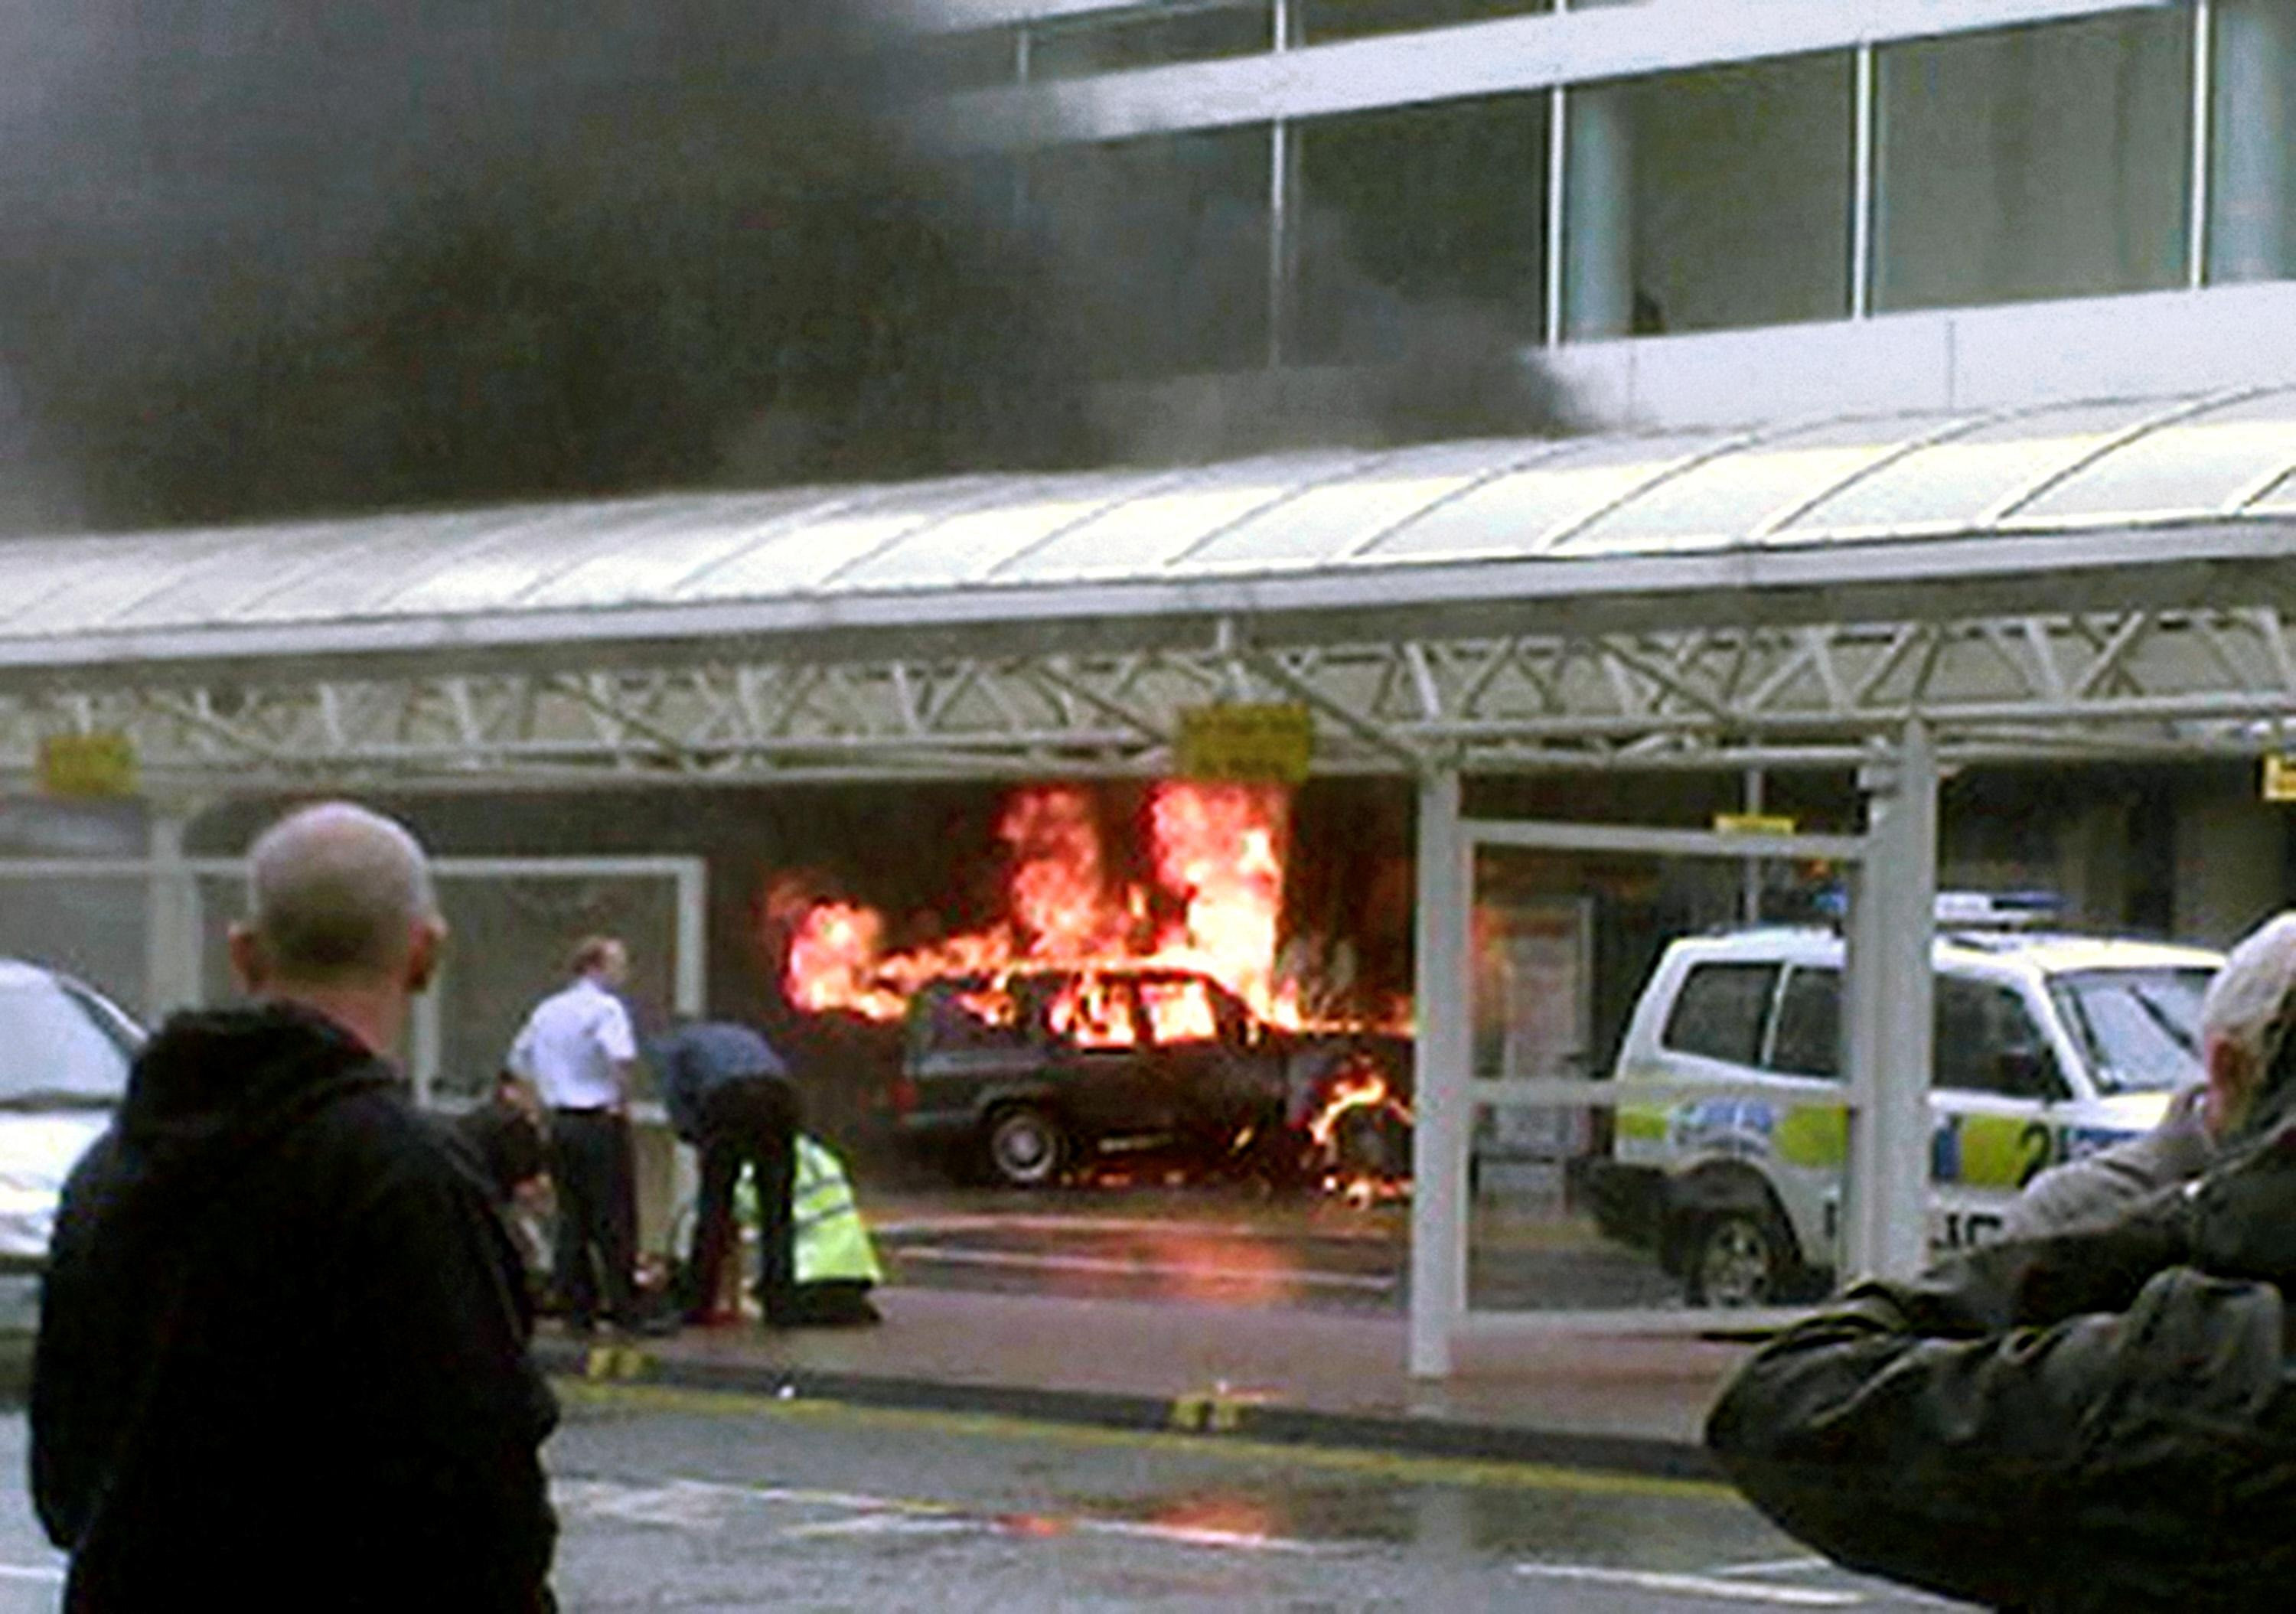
[5,605,2293,793]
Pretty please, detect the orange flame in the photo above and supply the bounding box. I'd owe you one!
[779,782,1299,1035]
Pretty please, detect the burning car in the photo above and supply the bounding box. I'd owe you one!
[892,964,1409,1188]
[775,781,1416,1195]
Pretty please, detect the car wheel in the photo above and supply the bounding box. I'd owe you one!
[984,1106,1066,1188]
[1683,1208,1792,1308]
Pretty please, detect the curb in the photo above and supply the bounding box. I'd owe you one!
[530,1338,1720,1483]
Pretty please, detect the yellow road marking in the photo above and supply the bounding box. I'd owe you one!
[553,1378,1734,1503]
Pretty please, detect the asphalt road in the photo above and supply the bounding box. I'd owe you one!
[548,1383,1955,1611]
[864,1183,1684,1315]
[0,1387,1958,1610]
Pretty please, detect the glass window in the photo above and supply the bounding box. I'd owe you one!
[1300,0,1550,47]
[1933,979,2059,1098]
[1028,2,1270,79]
[2209,0,2296,284]
[2048,967,2210,1095]
[1662,963,1779,1067]
[1769,966,1842,1080]
[1027,125,1272,378]
[0,975,132,1107]
[1564,51,1853,338]
[1290,93,1546,364]
[1874,11,2193,312]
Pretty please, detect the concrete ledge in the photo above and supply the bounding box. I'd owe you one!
[530,1335,1719,1482]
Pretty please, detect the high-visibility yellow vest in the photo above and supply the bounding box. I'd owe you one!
[791,1135,882,1286]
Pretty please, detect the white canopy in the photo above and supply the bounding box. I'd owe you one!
[5,387,2294,788]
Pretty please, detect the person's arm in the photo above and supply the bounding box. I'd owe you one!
[595,998,640,1112]
[1706,1188,2247,1609]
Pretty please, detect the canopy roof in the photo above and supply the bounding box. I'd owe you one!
[5,388,2295,789]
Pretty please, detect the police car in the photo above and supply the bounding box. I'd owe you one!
[1590,898,2220,1306]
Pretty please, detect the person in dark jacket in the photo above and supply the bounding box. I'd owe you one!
[1707,912,2296,1612]
[652,1019,800,1326]
[31,801,557,1612]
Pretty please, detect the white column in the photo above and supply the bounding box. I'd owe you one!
[1409,768,1469,1379]
[1842,721,1938,1281]
[2211,0,2295,282]
[674,859,709,1017]
[1562,86,1636,339]
[142,807,203,1024]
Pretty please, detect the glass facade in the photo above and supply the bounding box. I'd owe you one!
[1290,94,1546,364]
[1029,2,1270,79]
[1026,124,1273,378]
[1300,0,1550,47]
[1873,11,2192,311]
[1565,52,1852,338]
[2210,0,2296,284]
[933,1,2296,361]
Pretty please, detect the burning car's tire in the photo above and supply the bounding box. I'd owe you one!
[983,1104,1067,1188]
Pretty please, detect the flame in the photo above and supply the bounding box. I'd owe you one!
[779,782,1297,1031]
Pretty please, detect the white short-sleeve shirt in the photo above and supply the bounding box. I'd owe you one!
[508,976,637,1110]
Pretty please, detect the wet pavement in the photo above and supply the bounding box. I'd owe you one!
[0,1392,1958,1609]
[546,1381,1961,1610]
[864,1183,1681,1315]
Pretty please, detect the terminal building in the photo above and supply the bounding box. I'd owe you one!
[872,0,2296,945]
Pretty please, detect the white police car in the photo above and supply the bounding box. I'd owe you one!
[1592,903,2220,1306]
[0,960,141,1329]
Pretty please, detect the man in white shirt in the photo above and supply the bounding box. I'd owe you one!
[508,935,645,1335]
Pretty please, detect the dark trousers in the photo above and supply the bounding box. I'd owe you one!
[682,1079,799,1322]
[548,1108,638,1328]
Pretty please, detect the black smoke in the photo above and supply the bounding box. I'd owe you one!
[0,4,1563,532]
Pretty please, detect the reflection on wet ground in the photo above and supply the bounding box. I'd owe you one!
[866,1183,1684,1315]
[549,1385,1962,1609]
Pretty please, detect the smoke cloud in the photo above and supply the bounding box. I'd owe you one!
[0,4,1563,532]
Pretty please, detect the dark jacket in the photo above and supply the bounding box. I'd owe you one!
[31,1004,558,1611]
[1707,1074,2296,1612]
[651,1021,788,1145]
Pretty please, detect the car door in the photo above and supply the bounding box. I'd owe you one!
[1044,975,1169,1143]
[1927,974,2067,1253]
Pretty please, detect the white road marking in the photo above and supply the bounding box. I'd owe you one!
[890,1243,1397,1292]
[555,1473,1344,1556]
[0,1565,61,1584]
[1709,1557,1837,1578]
[1078,1518,1340,1556]
[1515,1563,1864,1606]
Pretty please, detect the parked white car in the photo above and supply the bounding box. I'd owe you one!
[0,960,141,1329]
[1590,920,2221,1306]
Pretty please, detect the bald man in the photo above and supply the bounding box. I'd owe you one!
[30,802,558,1611]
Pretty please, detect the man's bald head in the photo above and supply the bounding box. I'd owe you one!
[239,802,442,986]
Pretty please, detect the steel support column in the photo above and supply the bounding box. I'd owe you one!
[1409,766,1470,1378]
[142,807,203,1025]
[1843,719,1938,1280]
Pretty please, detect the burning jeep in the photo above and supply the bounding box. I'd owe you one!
[892,964,1410,1188]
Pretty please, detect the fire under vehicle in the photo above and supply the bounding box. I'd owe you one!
[892,964,1412,1188]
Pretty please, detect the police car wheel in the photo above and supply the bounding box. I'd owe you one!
[986,1106,1065,1188]
[1684,1209,1789,1308]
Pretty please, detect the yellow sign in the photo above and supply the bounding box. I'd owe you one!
[1713,812,1798,836]
[1176,703,1314,785]
[37,731,138,799]
[2265,755,2296,803]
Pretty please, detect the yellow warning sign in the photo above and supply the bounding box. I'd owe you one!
[1176,703,1313,785]
[2263,755,2296,803]
[37,732,138,799]
[1713,812,1798,836]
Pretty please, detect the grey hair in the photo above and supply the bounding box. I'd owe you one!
[245,801,439,981]
[2200,912,2296,1071]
